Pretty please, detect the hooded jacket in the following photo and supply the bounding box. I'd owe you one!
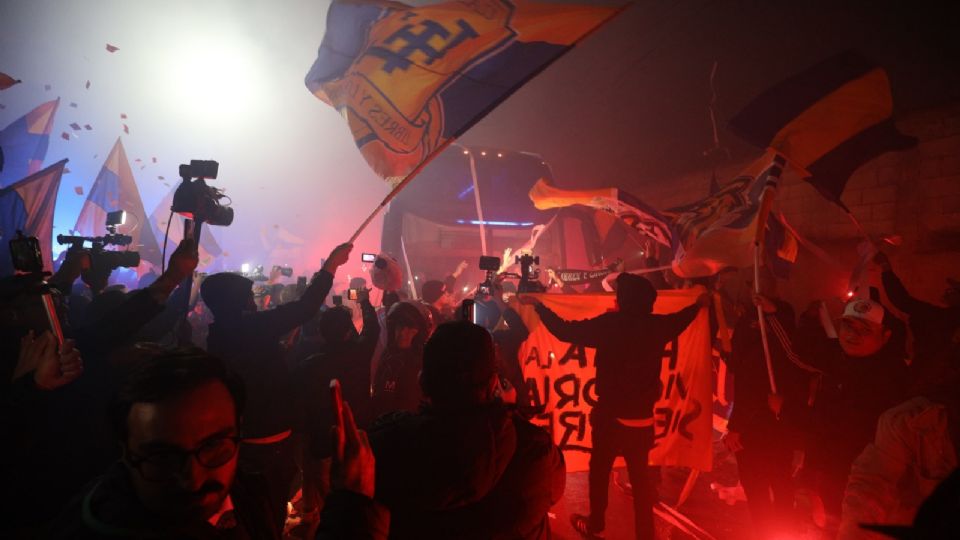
[205,270,332,438]
[369,404,565,540]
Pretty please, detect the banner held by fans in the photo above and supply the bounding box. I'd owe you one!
[514,290,713,472]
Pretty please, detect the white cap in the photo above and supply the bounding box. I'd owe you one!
[842,298,884,326]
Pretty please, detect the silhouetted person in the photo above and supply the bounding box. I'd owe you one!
[369,320,565,539]
[724,270,817,539]
[201,242,351,533]
[522,274,708,540]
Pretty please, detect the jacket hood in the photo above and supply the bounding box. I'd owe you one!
[370,404,517,512]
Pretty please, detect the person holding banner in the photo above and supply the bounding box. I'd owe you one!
[521,274,709,540]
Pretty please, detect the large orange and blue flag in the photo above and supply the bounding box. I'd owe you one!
[74,138,162,272]
[0,159,67,276]
[0,98,60,188]
[306,0,621,184]
[729,52,916,211]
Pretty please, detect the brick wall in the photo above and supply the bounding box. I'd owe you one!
[632,103,960,310]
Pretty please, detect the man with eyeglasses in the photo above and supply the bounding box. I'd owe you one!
[47,349,281,538]
[795,296,910,528]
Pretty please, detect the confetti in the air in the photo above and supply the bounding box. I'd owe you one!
[158,175,165,180]
[152,157,157,163]
[60,132,71,140]
[85,80,91,89]
[69,102,78,108]
[63,167,71,174]
[44,84,51,91]
[74,186,83,195]
[0,72,22,90]
[122,124,129,134]
[106,43,119,53]
[84,124,92,130]
[69,123,81,130]
[120,113,127,119]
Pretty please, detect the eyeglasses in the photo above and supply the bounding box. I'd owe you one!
[126,436,241,482]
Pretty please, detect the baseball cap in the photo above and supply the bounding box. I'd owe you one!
[842,298,885,326]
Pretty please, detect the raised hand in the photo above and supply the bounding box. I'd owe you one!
[331,401,375,498]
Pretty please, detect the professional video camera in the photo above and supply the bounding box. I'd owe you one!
[516,253,546,293]
[172,160,234,226]
[56,210,141,271]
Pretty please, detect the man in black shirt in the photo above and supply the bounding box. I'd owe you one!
[521,274,707,540]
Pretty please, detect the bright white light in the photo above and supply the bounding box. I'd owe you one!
[462,286,468,293]
[241,263,250,273]
[158,35,263,127]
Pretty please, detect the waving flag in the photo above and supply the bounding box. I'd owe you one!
[664,151,796,278]
[74,138,161,271]
[306,0,621,184]
[0,159,67,275]
[0,98,59,187]
[729,52,916,210]
[528,178,674,248]
[151,186,223,268]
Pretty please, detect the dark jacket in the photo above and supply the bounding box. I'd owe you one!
[882,270,960,370]
[535,301,700,419]
[369,404,565,540]
[207,270,332,438]
[315,490,390,540]
[298,298,381,455]
[727,300,815,439]
[46,463,280,539]
[795,313,909,480]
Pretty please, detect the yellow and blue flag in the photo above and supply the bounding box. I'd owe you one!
[729,52,916,210]
[0,98,59,188]
[0,159,67,275]
[306,0,620,184]
[74,138,161,272]
[664,151,796,278]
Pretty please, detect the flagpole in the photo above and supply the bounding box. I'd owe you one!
[753,152,786,398]
[348,138,458,244]
[457,144,489,256]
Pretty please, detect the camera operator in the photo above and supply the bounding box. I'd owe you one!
[200,242,352,534]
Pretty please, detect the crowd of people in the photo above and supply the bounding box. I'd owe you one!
[2,231,959,540]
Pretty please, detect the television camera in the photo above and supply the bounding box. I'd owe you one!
[172,160,234,226]
[56,210,141,273]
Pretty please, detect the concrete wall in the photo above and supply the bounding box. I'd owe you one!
[629,103,960,311]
